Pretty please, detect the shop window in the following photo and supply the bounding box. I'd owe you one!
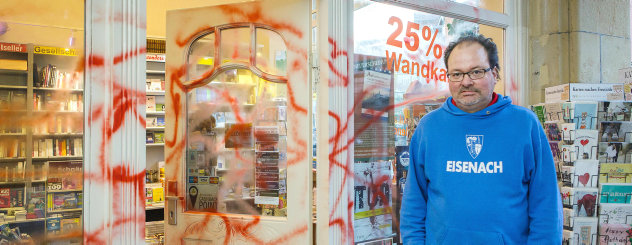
[184,26,289,217]
[352,1,504,243]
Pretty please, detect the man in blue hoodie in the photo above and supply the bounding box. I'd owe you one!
[400,34,563,244]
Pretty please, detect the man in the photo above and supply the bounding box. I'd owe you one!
[400,34,562,244]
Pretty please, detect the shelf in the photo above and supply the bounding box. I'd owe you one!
[33,110,83,114]
[146,143,165,146]
[147,70,166,74]
[0,181,27,185]
[0,85,27,89]
[0,157,26,162]
[32,156,82,161]
[216,168,230,172]
[146,127,165,131]
[47,208,82,214]
[33,133,83,137]
[145,203,164,210]
[0,133,26,136]
[146,111,165,115]
[48,189,82,193]
[0,69,27,75]
[33,87,83,93]
[3,217,46,224]
[146,91,165,96]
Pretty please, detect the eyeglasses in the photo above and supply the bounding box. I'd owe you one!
[447,67,492,82]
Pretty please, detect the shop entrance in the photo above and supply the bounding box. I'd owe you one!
[163,0,313,244]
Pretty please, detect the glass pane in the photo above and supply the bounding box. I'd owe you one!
[220,28,251,64]
[255,28,287,76]
[447,0,504,13]
[353,1,504,243]
[185,68,288,217]
[0,2,84,243]
[187,33,215,79]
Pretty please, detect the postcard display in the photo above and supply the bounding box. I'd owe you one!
[535,84,632,245]
[185,69,288,217]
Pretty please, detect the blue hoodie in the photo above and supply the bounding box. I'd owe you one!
[400,95,562,245]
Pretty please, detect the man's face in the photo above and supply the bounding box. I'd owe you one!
[447,42,498,113]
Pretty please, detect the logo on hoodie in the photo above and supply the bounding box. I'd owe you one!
[466,135,483,159]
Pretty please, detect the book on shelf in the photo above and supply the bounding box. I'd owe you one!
[0,59,27,70]
[147,117,158,127]
[0,90,26,110]
[0,139,26,158]
[156,103,165,112]
[10,188,23,208]
[36,64,82,89]
[47,217,61,234]
[146,132,154,144]
[157,117,165,127]
[0,188,10,208]
[154,132,164,144]
[146,96,156,112]
[26,186,46,219]
[32,138,82,157]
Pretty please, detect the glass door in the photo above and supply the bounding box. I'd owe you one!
[165,1,312,244]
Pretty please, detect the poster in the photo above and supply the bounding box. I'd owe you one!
[354,161,394,242]
[361,70,391,119]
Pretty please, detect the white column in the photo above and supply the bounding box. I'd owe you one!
[84,0,147,244]
[317,0,355,244]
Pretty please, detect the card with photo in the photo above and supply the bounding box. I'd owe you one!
[561,186,573,207]
[600,121,623,142]
[598,142,630,163]
[573,130,598,160]
[531,104,546,124]
[599,101,632,122]
[573,102,598,130]
[561,166,574,186]
[563,208,573,228]
[550,141,562,163]
[573,160,599,188]
[573,188,598,217]
[561,145,577,162]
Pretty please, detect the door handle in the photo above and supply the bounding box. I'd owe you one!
[166,196,178,225]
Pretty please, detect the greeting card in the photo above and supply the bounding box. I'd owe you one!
[601,184,632,204]
[561,123,576,141]
[561,166,575,186]
[545,102,563,121]
[573,102,598,130]
[573,188,598,217]
[598,142,630,164]
[545,122,562,141]
[563,102,574,121]
[561,145,577,162]
[599,101,632,122]
[562,187,573,207]
[600,163,632,184]
[573,130,599,160]
[531,103,546,124]
[600,122,623,142]
[599,203,632,224]
[573,217,597,245]
[564,208,573,228]
[599,223,632,244]
[573,160,599,188]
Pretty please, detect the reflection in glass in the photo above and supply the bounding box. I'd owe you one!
[185,68,288,217]
[220,28,251,64]
[187,33,216,79]
[255,28,287,76]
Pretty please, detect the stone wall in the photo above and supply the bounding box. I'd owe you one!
[528,0,630,104]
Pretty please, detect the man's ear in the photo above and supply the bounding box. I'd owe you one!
[493,67,500,81]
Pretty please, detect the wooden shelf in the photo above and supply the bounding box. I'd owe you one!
[0,85,27,89]
[48,189,82,193]
[146,111,165,115]
[147,91,165,96]
[145,203,164,210]
[33,133,83,137]
[0,69,27,74]
[3,217,46,224]
[32,156,82,161]
[0,157,26,162]
[33,87,83,93]
[47,208,82,214]
[0,133,26,136]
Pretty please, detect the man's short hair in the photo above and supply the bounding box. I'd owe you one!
[443,34,500,72]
